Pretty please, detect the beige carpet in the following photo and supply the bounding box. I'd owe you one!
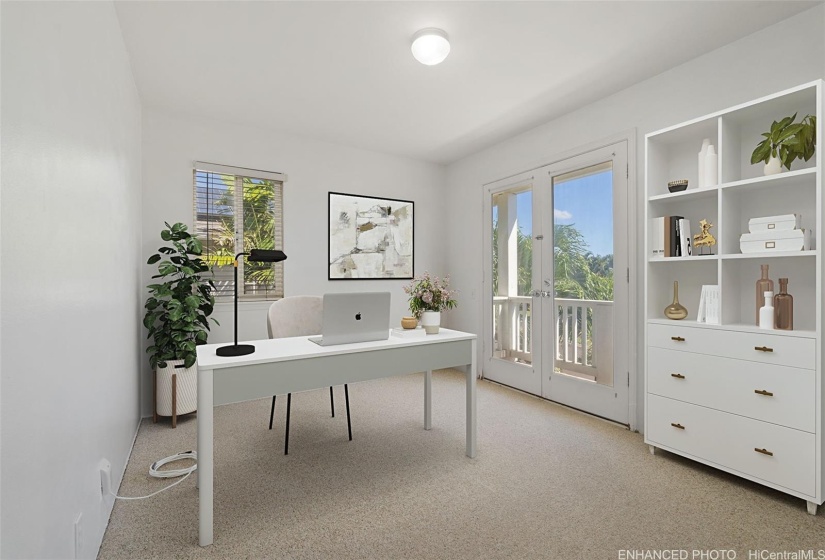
[100,369,824,560]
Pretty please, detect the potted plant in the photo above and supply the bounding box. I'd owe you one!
[751,113,816,175]
[404,272,458,334]
[144,222,217,427]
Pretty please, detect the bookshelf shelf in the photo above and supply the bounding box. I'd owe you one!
[720,251,817,260]
[644,80,823,513]
[648,255,718,263]
[648,187,717,203]
[719,166,816,193]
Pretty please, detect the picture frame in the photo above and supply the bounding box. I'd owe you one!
[328,192,414,280]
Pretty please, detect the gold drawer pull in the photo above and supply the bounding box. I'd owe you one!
[754,389,774,397]
[754,448,774,457]
[671,373,685,379]
[670,423,685,430]
[671,336,685,342]
[754,346,773,353]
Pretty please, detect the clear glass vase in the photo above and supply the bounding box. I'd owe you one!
[755,265,774,325]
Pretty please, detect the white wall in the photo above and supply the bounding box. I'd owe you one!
[140,109,447,415]
[0,2,142,559]
[444,5,825,430]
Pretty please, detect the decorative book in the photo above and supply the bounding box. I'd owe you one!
[697,285,720,324]
[391,327,427,338]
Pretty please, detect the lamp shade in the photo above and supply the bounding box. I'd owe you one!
[411,28,450,66]
[248,249,287,263]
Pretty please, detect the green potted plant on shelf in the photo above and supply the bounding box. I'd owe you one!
[144,222,217,427]
[404,272,458,334]
[751,113,816,175]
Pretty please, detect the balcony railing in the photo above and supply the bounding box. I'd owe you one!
[492,296,614,386]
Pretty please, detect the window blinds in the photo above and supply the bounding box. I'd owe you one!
[193,166,284,300]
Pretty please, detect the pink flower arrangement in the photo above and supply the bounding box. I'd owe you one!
[404,272,458,319]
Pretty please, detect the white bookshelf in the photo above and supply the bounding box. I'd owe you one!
[644,80,824,514]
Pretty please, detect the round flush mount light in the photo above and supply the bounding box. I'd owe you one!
[411,28,450,66]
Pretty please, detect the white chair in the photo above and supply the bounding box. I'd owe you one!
[266,296,352,454]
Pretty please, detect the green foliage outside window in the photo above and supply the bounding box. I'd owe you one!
[492,222,613,302]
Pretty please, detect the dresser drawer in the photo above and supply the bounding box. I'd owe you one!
[648,323,815,370]
[648,347,816,432]
[647,394,816,496]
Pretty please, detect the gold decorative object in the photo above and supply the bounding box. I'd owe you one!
[400,316,418,330]
[693,219,716,255]
[664,280,688,320]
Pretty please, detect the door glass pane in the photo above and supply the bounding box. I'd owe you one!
[491,190,533,366]
[552,162,614,386]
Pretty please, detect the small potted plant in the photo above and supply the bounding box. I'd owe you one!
[751,113,816,175]
[144,222,217,427]
[404,272,457,334]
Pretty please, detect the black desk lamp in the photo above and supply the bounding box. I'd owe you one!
[216,249,287,357]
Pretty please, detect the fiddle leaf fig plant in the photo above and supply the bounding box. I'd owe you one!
[144,222,217,370]
[751,113,817,170]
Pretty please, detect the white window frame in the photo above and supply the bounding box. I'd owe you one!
[193,161,287,301]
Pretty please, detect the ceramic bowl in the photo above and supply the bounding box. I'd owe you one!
[668,180,689,193]
[401,316,418,329]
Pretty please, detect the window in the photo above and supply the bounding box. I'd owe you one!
[193,162,285,300]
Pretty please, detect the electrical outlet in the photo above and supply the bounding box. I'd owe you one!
[73,512,83,559]
[99,459,112,499]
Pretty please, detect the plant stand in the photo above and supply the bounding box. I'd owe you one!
[153,360,197,428]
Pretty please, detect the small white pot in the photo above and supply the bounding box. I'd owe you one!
[764,156,782,176]
[420,311,441,334]
[156,360,197,418]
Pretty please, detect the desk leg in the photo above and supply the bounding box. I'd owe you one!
[466,339,477,458]
[198,367,214,547]
[424,370,432,430]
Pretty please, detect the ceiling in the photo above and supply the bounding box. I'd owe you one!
[115,1,817,164]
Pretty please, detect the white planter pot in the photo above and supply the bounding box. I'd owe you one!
[155,360,197,418]
[764,156,782,176]
[420,311,441,334]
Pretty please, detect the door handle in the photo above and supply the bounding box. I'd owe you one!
[671,373,685,379]
[754,448,774,457]
[670,423,685,430]
[754,346,773,353]
[671,336,685,342]
[754,389,774,397]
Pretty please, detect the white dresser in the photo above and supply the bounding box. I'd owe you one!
[644,81,823,515]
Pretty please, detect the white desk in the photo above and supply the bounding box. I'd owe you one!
[196,328,477,547]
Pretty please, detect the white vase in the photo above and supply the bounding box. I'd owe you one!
[698,138,710,189]
[764,156,782,176]
[703,144,718,187]
[156,360,198,418]
[420,311,441,334]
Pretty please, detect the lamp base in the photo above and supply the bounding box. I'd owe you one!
[216,344,255,357]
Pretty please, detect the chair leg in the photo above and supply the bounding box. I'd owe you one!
[269,396,276,429]
[284,393,291,455]
[344,384,352,441]
[330,386,335,417]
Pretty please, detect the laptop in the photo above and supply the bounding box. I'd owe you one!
[309,292,391,346]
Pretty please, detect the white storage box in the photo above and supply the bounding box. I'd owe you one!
[740,228,811,253]
[748,214,801,233]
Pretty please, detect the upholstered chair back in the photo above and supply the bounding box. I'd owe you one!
[267,296,323,339]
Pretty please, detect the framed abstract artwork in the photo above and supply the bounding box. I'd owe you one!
[328,192,414,280]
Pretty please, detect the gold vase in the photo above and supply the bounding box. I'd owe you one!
[664,281,688,320]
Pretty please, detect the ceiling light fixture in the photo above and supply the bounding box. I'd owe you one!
[411,28,450,66]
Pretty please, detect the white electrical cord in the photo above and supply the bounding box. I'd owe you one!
[112,451,197,501]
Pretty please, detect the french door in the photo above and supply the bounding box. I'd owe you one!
[483,141,630,424]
